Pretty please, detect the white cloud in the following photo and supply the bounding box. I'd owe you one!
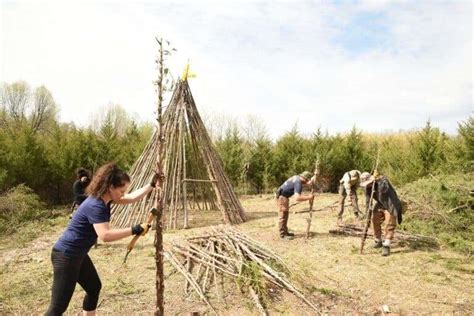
[1,0,472,139]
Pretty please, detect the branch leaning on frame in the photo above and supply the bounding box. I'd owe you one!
[305,158,320,240]
[360,148,380,254]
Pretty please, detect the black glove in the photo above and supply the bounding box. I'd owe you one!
[150,172,162,188]
[131,224,145,235]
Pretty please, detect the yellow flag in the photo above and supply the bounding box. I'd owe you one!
[182,62,197,80]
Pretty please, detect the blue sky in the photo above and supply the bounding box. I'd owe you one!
[1,0,472,139]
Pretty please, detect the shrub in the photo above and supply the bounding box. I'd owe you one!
[0,184,48,234]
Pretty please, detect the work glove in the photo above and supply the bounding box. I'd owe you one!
[131,223,151,236]
[373,169,380,178]
[150,171,164,188]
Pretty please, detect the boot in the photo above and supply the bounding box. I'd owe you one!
[373,240,383,248]
[382,246,390,256]
[280,234,294,240]
[286,231,295,237]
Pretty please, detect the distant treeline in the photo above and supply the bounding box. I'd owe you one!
[1,81,472,203]
[213,117,473,195]
[0,82,153,203]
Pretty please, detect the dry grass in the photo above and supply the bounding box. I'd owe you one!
[1,193,473,314]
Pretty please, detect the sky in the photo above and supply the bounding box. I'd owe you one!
[1,0,472,139]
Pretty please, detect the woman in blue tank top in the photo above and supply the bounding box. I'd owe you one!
[45,162,160,316]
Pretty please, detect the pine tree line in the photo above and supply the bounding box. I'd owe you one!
[1,81,472,203]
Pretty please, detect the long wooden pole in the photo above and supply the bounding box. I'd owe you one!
[182,118,188,228]
[360,148,380,254]
[154,36,165,316]
[305,159,319,240]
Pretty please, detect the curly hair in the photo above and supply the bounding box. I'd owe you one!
[86,162,130,198]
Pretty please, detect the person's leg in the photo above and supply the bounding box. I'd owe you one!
[337,184,346,220]
[349,187,360,218]
[382,210,397,256]
[278,196,290,237]
[372,206,384,247]
[77,255,102,314]
[277,196,285,235]
[45,249,83,316]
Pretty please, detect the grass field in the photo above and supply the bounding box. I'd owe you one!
[1,193,473,314]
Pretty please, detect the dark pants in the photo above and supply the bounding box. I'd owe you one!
[45,249,102,315]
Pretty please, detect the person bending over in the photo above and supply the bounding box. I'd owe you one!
[276,171,314,240]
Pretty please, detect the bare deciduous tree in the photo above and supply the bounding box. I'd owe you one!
[91,103,136,138]
[31,86,58,133]
[0,81,30,127]
[0,82,57,134]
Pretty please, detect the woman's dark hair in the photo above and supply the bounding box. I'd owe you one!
[86,162,130,198]
[76,168,91,180]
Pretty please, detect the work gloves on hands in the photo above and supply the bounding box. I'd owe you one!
[150,171,165,188]
[131,223,151,236]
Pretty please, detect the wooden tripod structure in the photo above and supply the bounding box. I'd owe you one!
[111,79,246,229]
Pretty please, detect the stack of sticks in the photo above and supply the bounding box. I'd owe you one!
[329,223,438,246]
[165,226,320,315]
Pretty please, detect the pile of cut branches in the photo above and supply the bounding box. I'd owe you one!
[397,173,473,254]
[165,226,320,315]
[329,224,438,248]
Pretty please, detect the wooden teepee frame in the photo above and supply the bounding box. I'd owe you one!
[111,79,246,229]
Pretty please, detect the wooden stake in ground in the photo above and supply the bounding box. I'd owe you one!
[305,159,319,240]
[154,36,167,316]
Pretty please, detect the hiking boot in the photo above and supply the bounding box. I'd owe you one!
[280,234,294,240]
[286,232,295,237]
[382,246,390,256]
[373,240,383,249]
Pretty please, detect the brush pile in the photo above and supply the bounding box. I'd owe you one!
[165,226,320,315]
[329,223,438,248]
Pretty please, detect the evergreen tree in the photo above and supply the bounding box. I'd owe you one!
[270,125,307,185]
[246,138,273,194]
[413,120,444,177]
[215,124,244,186]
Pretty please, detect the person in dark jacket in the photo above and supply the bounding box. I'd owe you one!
[73,168,92,206]
[359,171,402,256]
[276,171,314,240]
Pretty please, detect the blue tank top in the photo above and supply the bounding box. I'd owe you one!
[54,196,111,257]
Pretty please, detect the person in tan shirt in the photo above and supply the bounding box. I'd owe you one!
[337,170,362,224]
